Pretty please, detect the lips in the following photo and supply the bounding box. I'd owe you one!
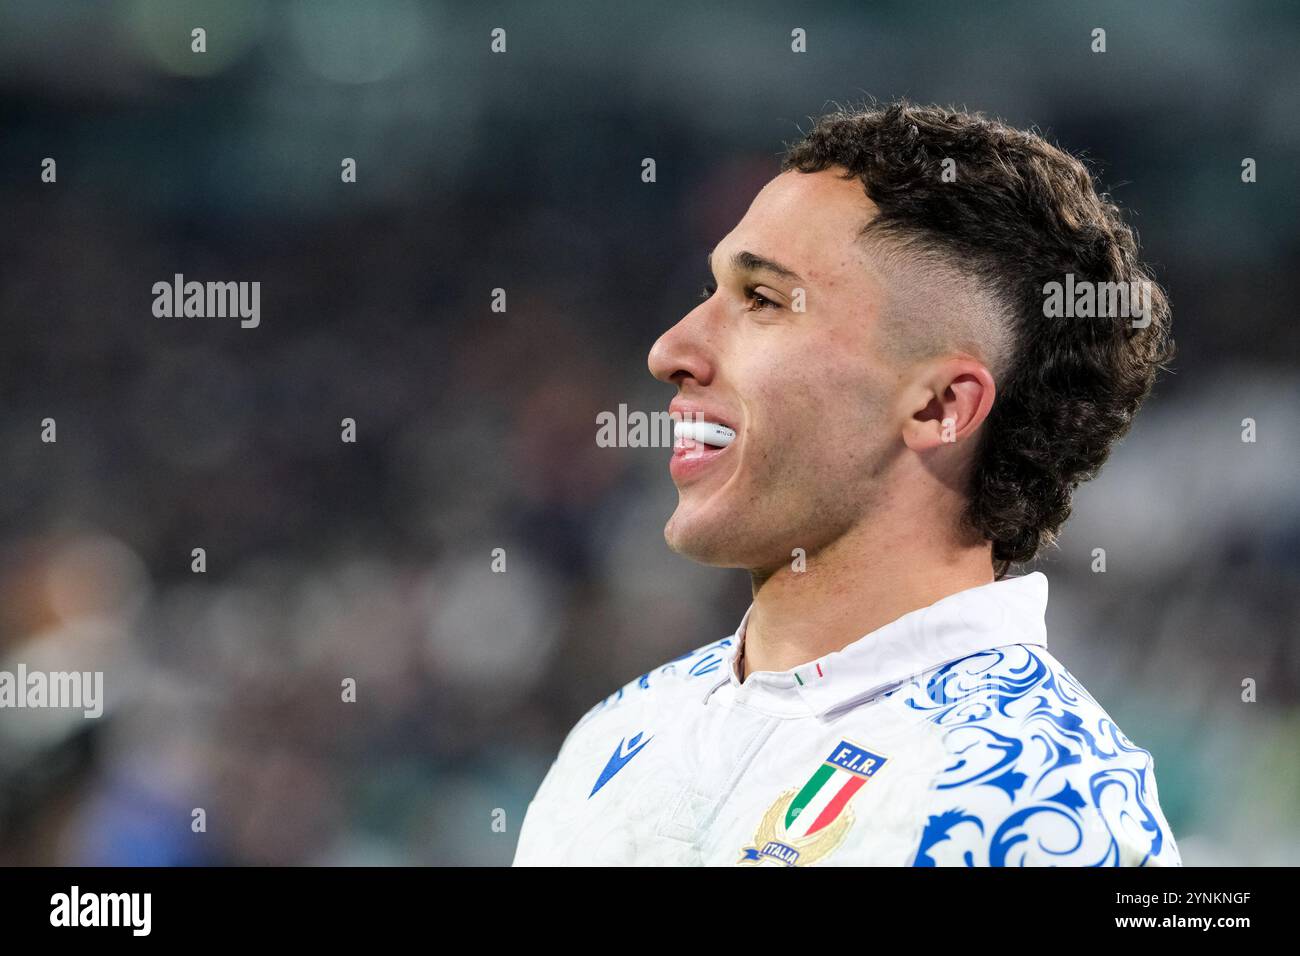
[669,401,737,434]
[668,401,739,481]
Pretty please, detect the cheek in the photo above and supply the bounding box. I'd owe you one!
[741,355,880,473]
[816,379,885,470]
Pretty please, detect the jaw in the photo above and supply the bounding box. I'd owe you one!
[664,484,781,570]
[664,494,741,567]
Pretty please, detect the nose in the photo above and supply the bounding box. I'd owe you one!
[648,302,715,387]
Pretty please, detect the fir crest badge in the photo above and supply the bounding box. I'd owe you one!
[738,740,888,866]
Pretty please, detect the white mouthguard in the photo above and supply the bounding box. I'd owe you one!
[674,420,736,447]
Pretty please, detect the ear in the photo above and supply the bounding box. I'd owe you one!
[899,357,996,453]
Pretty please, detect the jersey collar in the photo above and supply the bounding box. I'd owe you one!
[708,572,1049,719]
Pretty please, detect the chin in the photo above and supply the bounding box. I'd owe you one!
[664,506,778,570]
[663,508,740,567]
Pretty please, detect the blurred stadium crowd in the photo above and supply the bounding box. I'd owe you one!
[1,1,1297,864]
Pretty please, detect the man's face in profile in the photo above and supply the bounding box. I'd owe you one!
[648,169,909,574]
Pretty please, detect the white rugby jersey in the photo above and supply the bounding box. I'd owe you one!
[513,572,1182,866]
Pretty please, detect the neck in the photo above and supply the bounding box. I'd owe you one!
[739,508,994,680]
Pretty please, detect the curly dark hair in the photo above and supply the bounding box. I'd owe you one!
[780,101,1175,579]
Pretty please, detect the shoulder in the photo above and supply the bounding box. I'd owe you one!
[515,633,733,859]
[890,643,1182,867]
[542,633,734,766]
[572,634,735,731]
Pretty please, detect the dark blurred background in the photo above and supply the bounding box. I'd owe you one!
[1,0,1297,865]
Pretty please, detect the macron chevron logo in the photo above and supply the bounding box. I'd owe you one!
[589,732,653,798]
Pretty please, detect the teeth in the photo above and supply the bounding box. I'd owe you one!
[674,420,736,447]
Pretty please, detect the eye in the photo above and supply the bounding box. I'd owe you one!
[698,281,778,311]
[743,285,777,311]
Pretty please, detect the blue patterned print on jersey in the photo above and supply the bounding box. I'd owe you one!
[899,644,1179,866]
[689,652,724,677]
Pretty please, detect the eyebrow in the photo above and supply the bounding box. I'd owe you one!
[707,249,805,284]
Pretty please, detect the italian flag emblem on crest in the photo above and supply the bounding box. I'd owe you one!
[739,740,888,866]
